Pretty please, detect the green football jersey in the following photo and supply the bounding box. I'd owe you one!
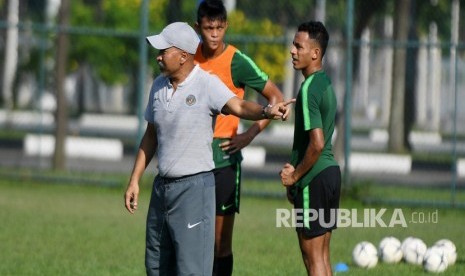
[290,70,339,188]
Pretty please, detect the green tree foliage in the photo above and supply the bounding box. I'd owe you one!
[351,0,459,41]
[227,10,287,83]
[68,0,167,84]
[324,1,347,31]
[415,0,451,40]
[236,0,315,27]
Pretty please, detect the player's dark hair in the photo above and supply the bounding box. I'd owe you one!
[297,21,329,57]
[197,0,227,24]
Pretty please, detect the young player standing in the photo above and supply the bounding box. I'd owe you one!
[280,21,341,276]
[194,1,284,275]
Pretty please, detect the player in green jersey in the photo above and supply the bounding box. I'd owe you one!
[280,21,341,276]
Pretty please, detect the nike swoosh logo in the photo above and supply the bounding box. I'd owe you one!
[221,204,234,211]
[187,221,202,229]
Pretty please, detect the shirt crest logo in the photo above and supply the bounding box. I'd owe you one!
[186,95,196,106]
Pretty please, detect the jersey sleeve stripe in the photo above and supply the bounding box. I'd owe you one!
[301,75,315,130]
[235,50,268,81]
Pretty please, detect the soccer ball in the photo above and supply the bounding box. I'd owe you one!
[434,239,457,265]
[423,247,449,273]
[378,236,403,263]
[401,236,415,251]
[353,241,378,268]
[402,237,427,265]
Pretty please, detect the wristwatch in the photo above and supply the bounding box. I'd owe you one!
[262,104,273,119]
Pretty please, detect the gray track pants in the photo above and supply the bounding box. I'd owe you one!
[145,172,215,276]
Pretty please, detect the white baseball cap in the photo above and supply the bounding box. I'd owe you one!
[146,22,199,54]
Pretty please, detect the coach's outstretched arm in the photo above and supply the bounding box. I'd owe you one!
[222,97,295,121]
[124,123,157,214]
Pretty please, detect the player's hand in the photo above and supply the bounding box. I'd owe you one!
[265,99,296,121]
[280,163,296,187]
[219,133,253,154]
[124,181,139,214]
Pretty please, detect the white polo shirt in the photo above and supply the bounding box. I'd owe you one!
[145,65,235,177]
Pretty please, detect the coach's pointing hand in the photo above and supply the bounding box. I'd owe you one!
[264,99,296,121]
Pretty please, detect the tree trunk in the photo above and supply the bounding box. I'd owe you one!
[53,0,70,170]
[167,0,182,22]
[404,0,418,150]
[388,0,411,153]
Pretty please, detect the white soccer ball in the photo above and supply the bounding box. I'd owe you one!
[353,241,378,268]
[401,236,415,251]
[434,239,457,265]
[423,247,449,273]
[402,237,427,265]
[378,236,403,263]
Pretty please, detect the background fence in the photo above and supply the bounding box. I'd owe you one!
[0,0,464,207]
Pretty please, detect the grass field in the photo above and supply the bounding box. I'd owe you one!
[0,175,463,275]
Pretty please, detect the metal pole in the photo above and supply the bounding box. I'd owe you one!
[2,0,18,110]
[315,0,326,23]
[450,0,459,206]
[136,0,149,152]
[343,0,354,187]
[37,25,47,168]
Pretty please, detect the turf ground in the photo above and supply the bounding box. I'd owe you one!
[0,176,463,275]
